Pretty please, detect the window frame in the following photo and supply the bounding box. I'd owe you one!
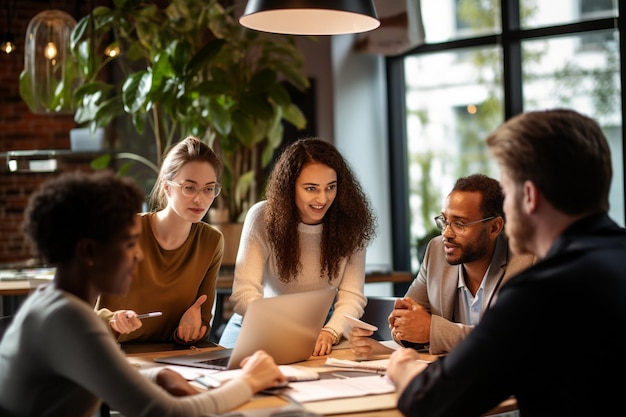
[385,0,626,273]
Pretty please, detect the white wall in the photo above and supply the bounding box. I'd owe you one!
[331,35,392,274]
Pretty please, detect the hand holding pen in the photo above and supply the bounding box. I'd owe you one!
[109,310,162,334]
[136,312,163,319]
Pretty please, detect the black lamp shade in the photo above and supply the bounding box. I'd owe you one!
[240,0,380,35]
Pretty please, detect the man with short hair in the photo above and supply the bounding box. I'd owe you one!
[387,108,626,417]
[350,174,534,357]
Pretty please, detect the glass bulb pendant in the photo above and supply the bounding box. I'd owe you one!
[20,10,78,114]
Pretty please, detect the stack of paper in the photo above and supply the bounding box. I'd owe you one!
[282,374,395,403]
[163,364,320,385]
[324,356,434,372]
[324,357,389,371]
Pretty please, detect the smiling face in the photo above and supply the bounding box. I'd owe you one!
[165,161,219,223]
[295,162,338,225]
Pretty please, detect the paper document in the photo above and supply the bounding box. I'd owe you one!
[282,375,395,403]
[159,364,318,384]
[325,358,389,371]
[209,365,319,383]
[325,356,434,372]
[302,393,397,415]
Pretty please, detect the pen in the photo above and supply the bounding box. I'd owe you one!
[136,312,163,319]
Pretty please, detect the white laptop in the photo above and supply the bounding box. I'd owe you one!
[155,288,337,370]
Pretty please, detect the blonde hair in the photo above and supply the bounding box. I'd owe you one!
[149,136,223,211]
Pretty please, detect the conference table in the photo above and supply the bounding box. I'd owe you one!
[123,342,518,417]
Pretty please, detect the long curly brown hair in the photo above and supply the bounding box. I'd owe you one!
[265,138,377,283]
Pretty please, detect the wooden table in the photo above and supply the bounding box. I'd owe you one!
[126,344,517,417]
[0,280,43,296]
[0,277,53,315]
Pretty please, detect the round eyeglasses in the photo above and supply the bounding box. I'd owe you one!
[167,180,221,198]
[434,215,495,235]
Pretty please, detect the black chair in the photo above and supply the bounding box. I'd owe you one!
[360,296,397,341]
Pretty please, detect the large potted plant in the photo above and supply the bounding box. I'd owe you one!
[23,0,309,224]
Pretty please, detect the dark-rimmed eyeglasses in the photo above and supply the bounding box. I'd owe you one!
[434,215,495,235]
[166,180,221,198]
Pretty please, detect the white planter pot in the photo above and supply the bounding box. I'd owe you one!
[70,127,104,151]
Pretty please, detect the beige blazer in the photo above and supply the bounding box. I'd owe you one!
[405,233,534,354]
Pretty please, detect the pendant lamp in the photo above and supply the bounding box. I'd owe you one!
[1,0,17,54]
[21,10,77,114]
[1,32,15,54]
[240,0,380,35]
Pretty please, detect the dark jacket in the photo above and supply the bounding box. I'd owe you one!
[397,213,626,417]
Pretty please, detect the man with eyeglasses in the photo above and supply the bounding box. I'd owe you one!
[350,173,534,357]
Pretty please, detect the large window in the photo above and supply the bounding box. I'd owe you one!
[387,0,622,273]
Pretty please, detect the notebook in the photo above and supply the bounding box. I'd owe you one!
[155,288,337,370]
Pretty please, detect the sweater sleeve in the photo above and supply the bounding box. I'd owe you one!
[45,297,255,417]
[172,223,224,344]
[323,248,368,339]
[231,202,268,316]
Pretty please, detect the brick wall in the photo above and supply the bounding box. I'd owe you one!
[0,1,112,263]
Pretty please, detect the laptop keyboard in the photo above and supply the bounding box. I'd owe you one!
[196,356,230,370]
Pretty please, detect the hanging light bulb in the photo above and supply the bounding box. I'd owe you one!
[1,0,16,54]
[44,41,57,60]
[1,33,16,54]
[104,42,121,58]
[20,10,78,114]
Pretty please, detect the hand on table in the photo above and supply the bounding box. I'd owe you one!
[238,350,287,393]
[109,310,142,334]
[156,368,200,396]
[177,295,208,343]
[313,331,335,356]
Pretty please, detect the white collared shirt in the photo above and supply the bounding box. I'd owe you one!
[455,265,490,326]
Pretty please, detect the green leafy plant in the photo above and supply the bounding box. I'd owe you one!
[22,0,309,222]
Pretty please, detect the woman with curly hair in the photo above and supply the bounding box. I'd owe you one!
[219,137,377,355]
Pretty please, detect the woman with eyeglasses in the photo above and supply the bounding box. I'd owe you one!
[218,137,377,355]
[96,136,224,344]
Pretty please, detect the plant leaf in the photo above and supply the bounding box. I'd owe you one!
[185,39,225,75]
[90,154,112,170]
[123,71,152,113]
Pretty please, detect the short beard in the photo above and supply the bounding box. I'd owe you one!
[445,230,490,265]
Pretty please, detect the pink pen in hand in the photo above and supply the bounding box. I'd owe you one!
[136,312,163,319]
